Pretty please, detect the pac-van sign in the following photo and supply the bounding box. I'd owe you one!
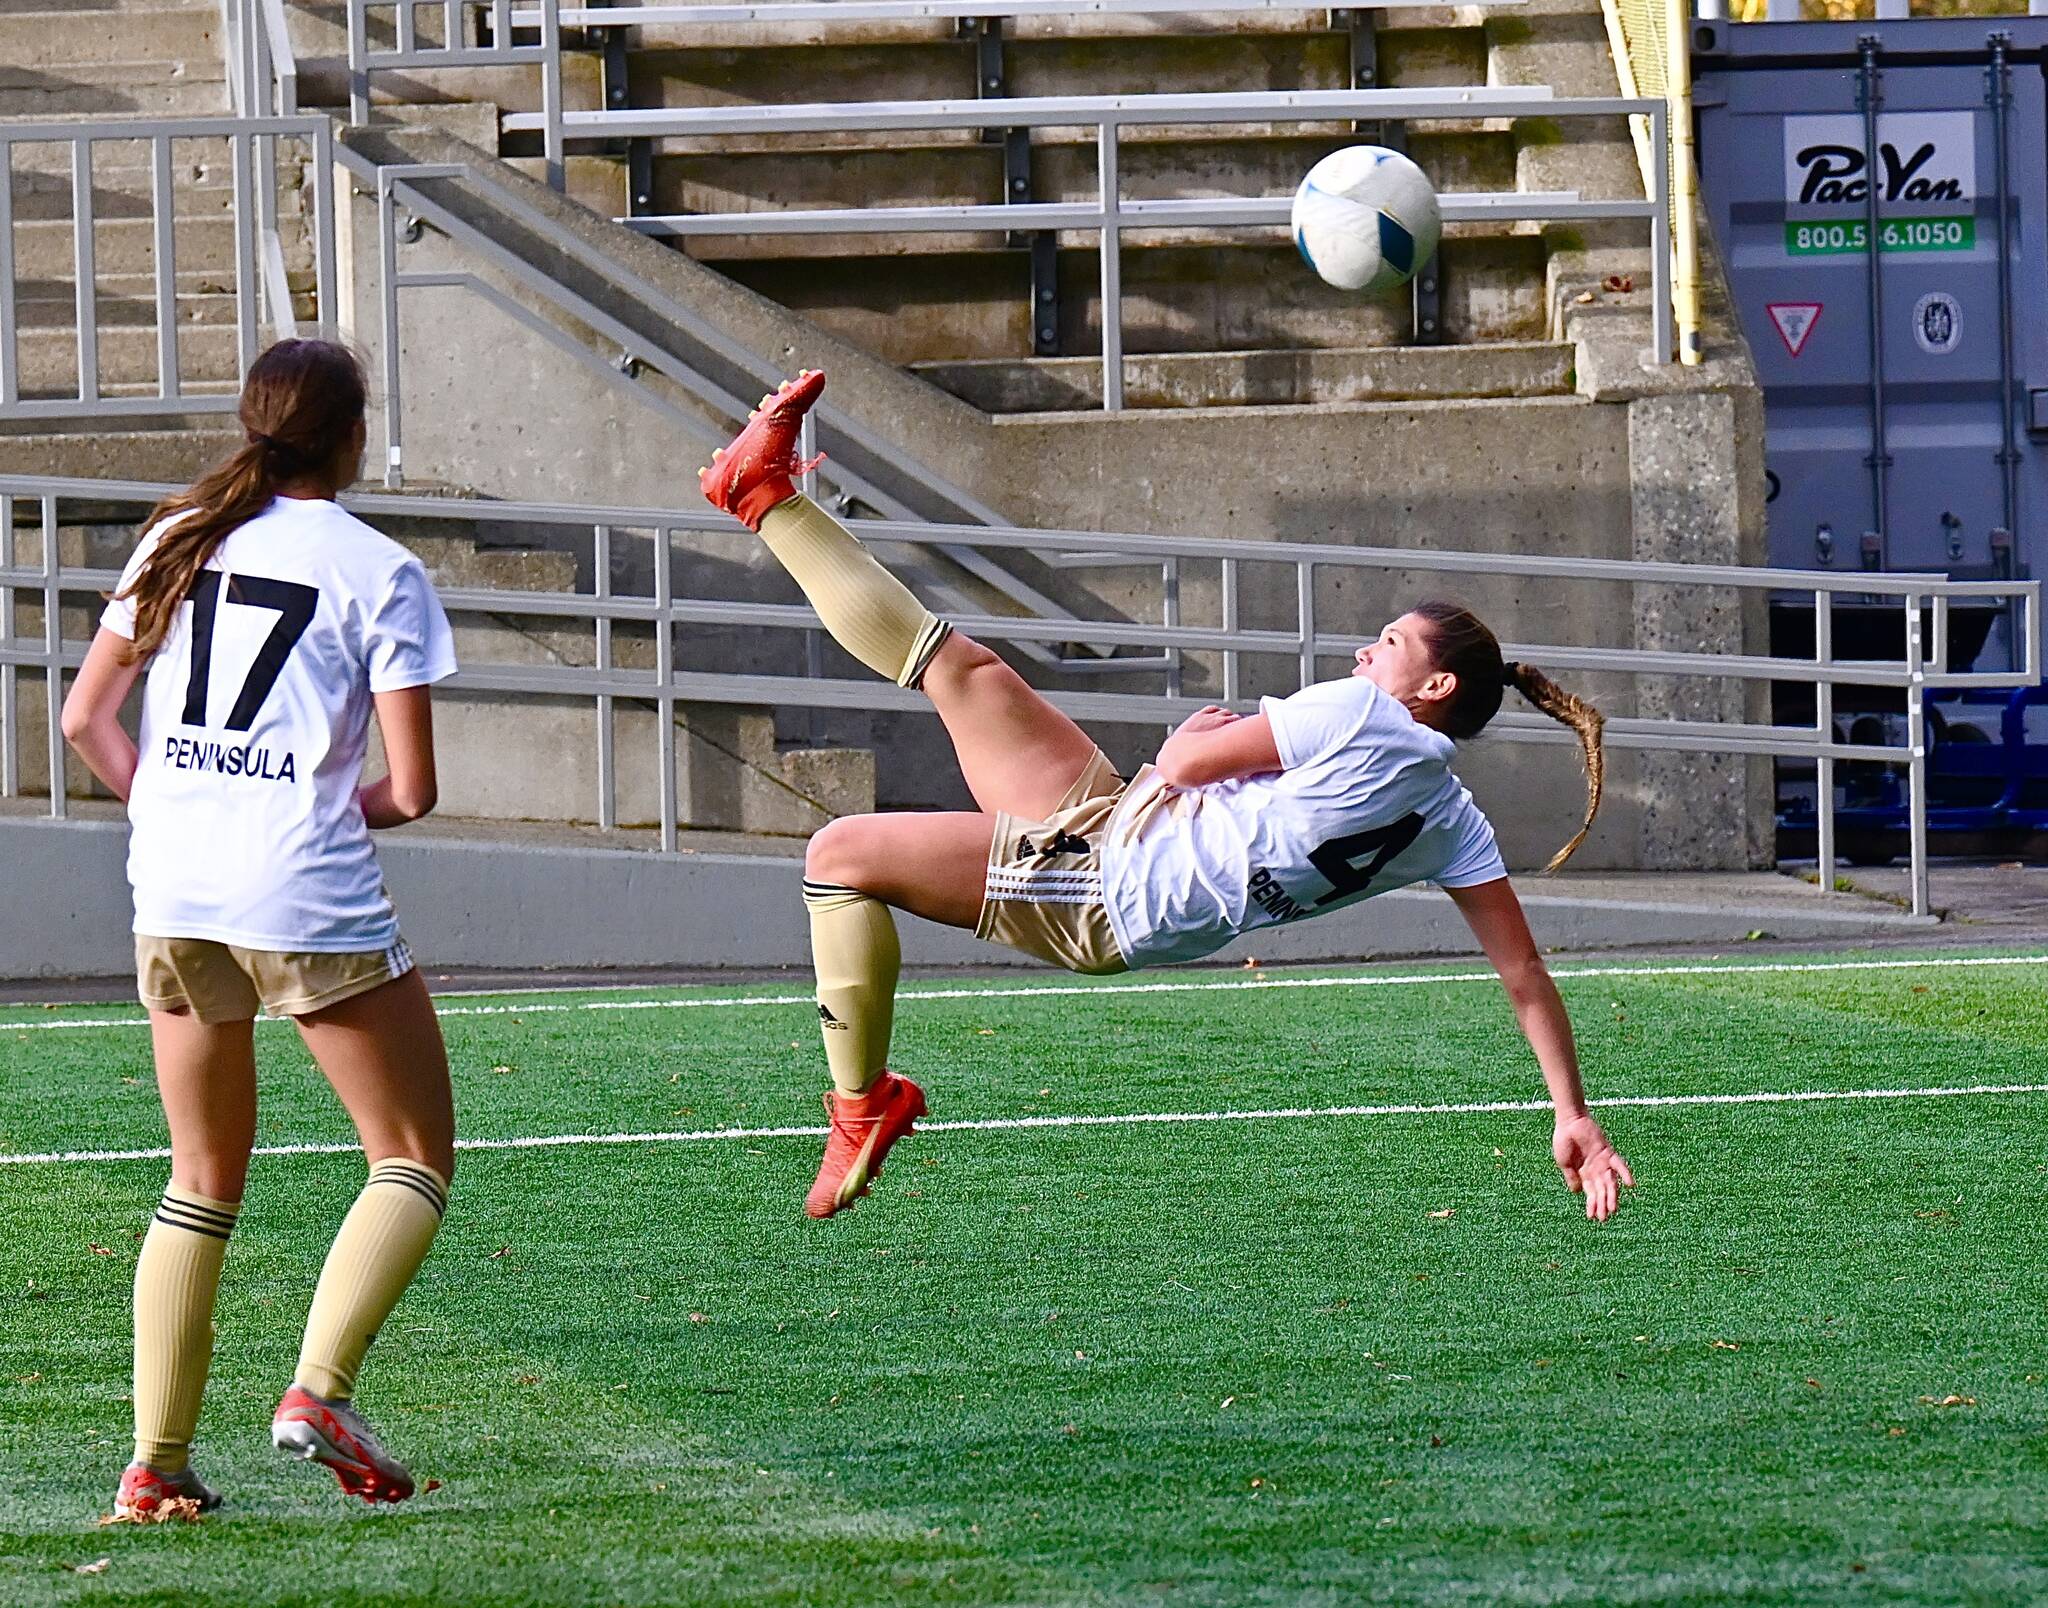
[1782,111,1977,256]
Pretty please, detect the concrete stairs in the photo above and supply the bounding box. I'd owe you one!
[524,1,1650,404]
[264,0,1652,408]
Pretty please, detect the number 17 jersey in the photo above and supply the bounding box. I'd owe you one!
[1099,675,1507,968]
[102,496,458,952]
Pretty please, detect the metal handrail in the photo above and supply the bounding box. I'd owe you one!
[347,0,565,188]
[337,141,1110,665]
[0,116,336,420]
[494,88,1672,398]
[3,473,2035,911]
[525,0,1522,22]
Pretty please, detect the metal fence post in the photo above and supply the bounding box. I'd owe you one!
[152,137,180,400]
[1220,556,1239,706]
[72,139,99,405]
[656,521,678,853]
[1814,588,1834,893]
[1297,561,1317,688]
[1647,100,1673,366]
[1904,592,1928,917]
[541,0,566,191]
[594,521,616,831]
[0,140,15,408]
[348,0,370,124]
[0,493,15,798]
[1097,121,1123,411]
[313,118,340,328]
[41,497,64,820]
[378,173,405,485]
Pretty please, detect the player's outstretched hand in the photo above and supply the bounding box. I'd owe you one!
[1552,1113,1634,1222]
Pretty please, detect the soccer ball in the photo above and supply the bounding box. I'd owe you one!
[1290,146,1442,296]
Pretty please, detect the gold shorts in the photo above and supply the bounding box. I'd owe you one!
[976,749,1131,976]
[136,936,416,1024]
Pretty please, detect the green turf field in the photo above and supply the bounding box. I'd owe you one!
[3,948,2048,1606]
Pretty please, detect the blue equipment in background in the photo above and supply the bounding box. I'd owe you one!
[1692,17,2048,858]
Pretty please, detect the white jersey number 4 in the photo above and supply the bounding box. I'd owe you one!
[181,572,319,730]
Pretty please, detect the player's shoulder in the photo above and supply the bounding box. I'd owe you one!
[270,499,425,580]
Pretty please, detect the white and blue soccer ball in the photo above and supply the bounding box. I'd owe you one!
[1290,145,1442,296]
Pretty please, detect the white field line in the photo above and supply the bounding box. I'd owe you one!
[4,952,2045,1035]
[5,1080,2048,1168]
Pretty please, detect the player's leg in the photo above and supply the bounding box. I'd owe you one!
[120,1004,255,1517]
[800,810,993,1218]
[276,968,452,1502]
[701,371,1099,820]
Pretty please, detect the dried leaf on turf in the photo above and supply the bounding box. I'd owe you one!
[72,1557,111,1574]
[1712,1339,1741,1350]
[1427,1208,1456,1220]
[87,1244,113,1256]
[1919,1394,1976,1407]
[99,1497,204,1526]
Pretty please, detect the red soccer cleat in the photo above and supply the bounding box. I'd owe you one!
[271,1384,417,1504]
[805,1071,927,1220]
[112,1461,221,1521]
[698,368,827,531]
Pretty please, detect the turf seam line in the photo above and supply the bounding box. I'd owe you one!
[5,952,2044,1033]
[7,1080,2048,1166]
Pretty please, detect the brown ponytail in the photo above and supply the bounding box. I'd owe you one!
[1504,659,1605,873]
[117,338,367,662]
[1409,599,1606,873]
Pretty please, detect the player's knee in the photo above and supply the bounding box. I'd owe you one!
[805,817,873,891]
[923,632,1003,692]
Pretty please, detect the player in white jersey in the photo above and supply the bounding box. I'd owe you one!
[700,370,1634,1225]
[60,340,460,1518]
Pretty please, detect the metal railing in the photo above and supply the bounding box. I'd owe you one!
[3,473,2036,913]
[1602,0,1702,365]
[532,0,1516,21]
[347,0,565,189]
[0,117,337,420]
[221,0,301,116]
[335,141,1117,666]
[494,88,1673,404]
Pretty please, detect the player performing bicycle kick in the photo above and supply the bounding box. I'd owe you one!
[62,339,459,1517]
[699,370,1635,1225]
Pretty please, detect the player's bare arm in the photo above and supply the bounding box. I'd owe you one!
[60,629,146,803]
[1447,876,1636,1221]
[1152,708,1282,787]
[359,687,441,828]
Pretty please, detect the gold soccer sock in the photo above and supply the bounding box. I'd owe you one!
[294,1158,448,1402]
[803,878,900,1097]
[757,494,953,688]
[133,1186,241,1473]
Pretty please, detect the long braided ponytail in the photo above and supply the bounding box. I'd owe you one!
[1409,600,1606,873]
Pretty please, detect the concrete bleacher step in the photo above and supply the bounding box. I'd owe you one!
[0,4,218,69]
[913,339,1575,412]
[0,63,227,119]
[10,320,242,390]
[11,214,240,278]
[13,288,312,329]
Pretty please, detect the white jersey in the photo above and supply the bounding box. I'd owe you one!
[102,496,458,952]
[1100,676,1506,969]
